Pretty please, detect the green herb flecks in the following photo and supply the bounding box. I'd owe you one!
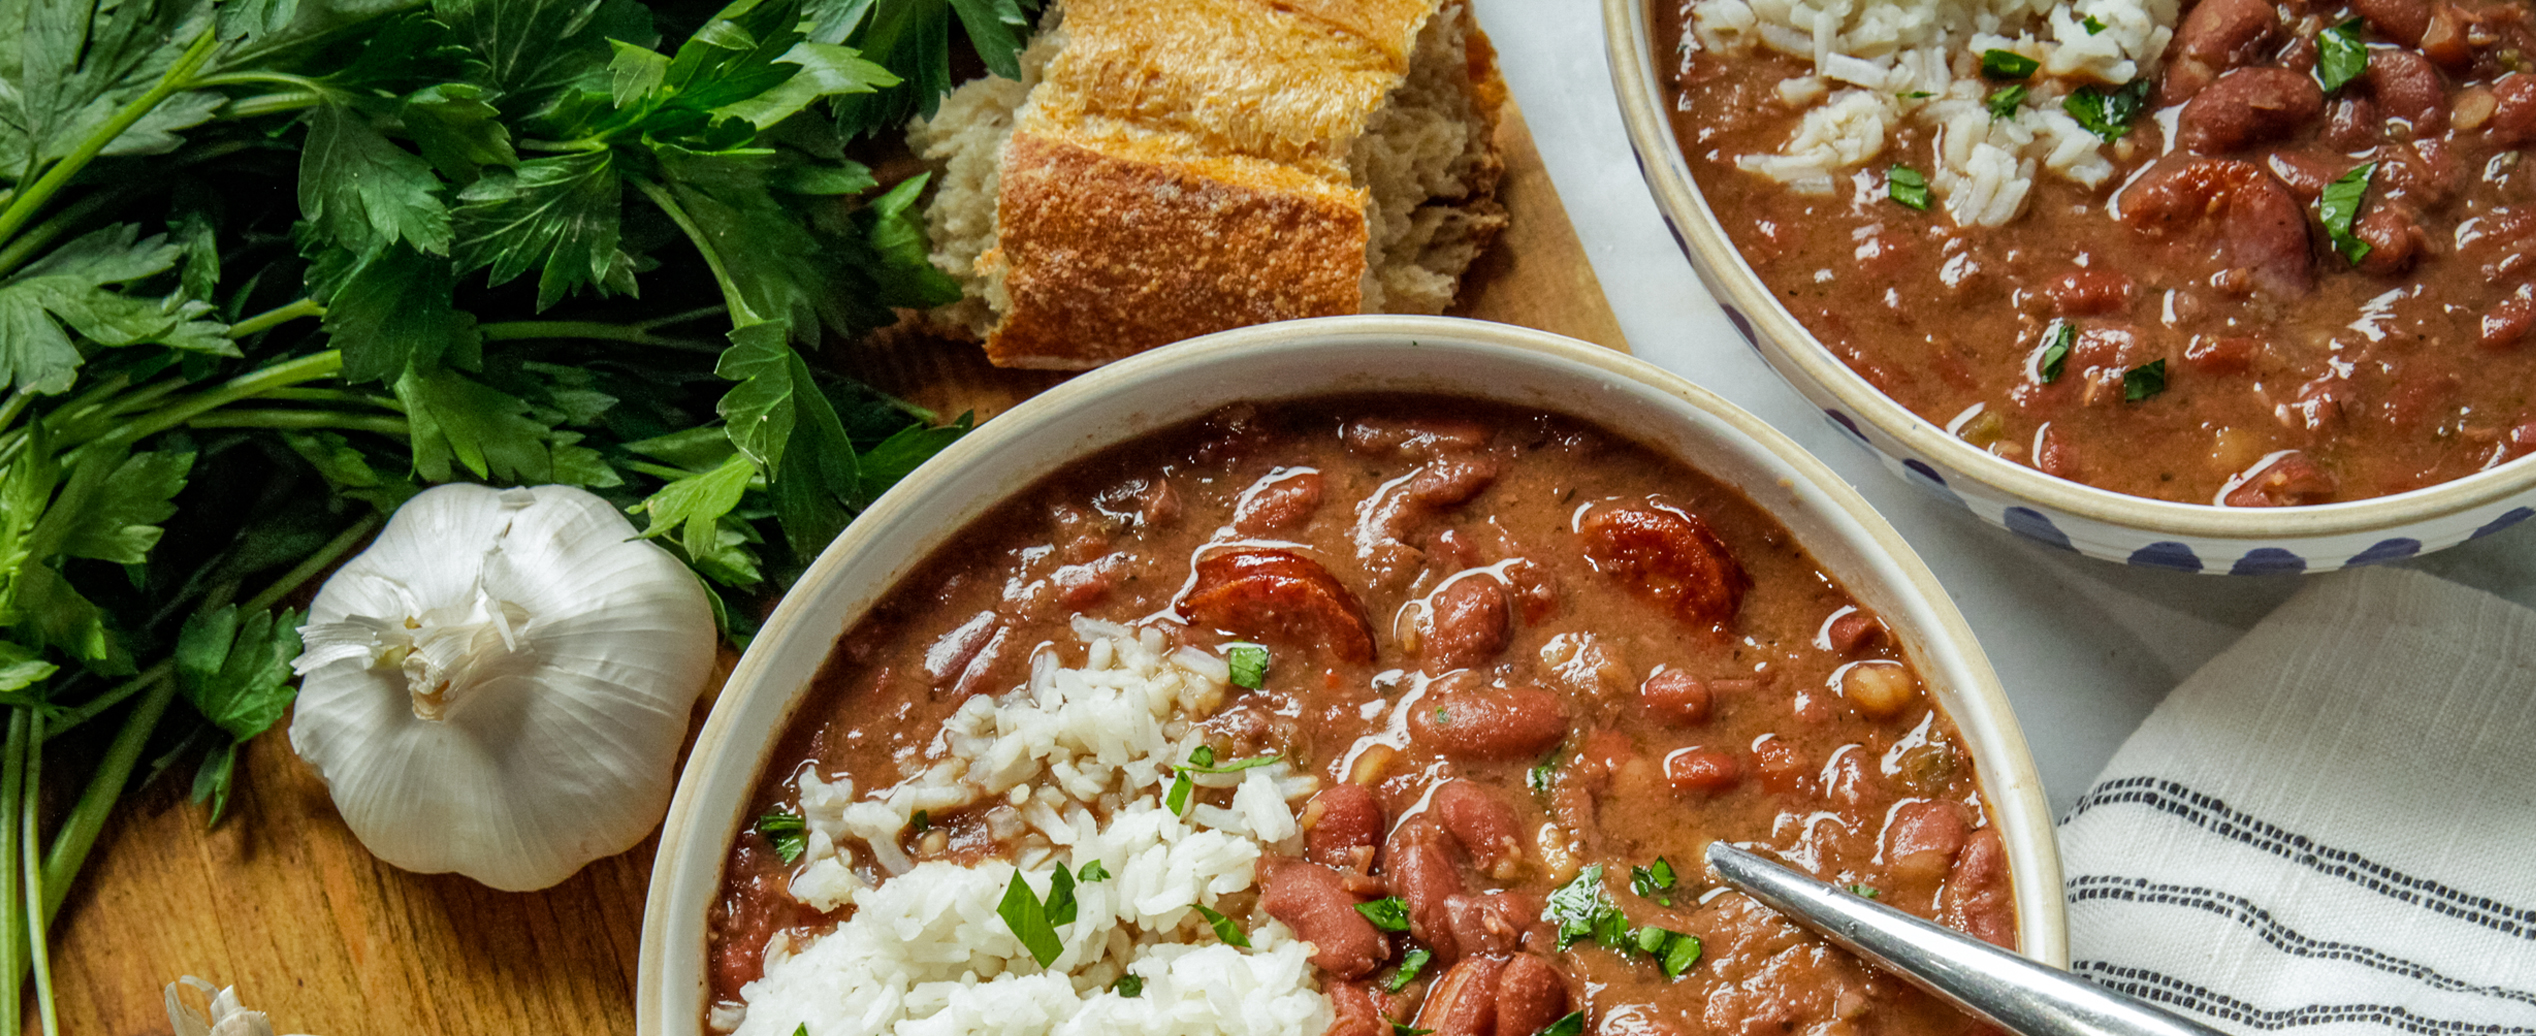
[2065,79,2155,140]
[1046,863,1080,926]
[757,810,808,864]
[1177,744,1282,774]
[2321,162,2378,265]
[1195,903,1251,947]
[2039,322,2075,383]
[998,869,1067,967]
[1393,1024,1435,1036]
[1901,90,1935,99]
[1528,750,1561,796]
[1227,643,1269,689]
[2318,19,2369,92]
[2122,360,2169,402]
[1631,858,1679,906]
[1166,772,1194,815]
[1536,1011,1587,1036]
[1357,897,1413,932]
[1545,865,1629,949]
[1980,49,2040,79]
[2084,14,2106,32]
[910,810,931,834]
[1078,860,1110,882]
[1888,166,1933,211]
[1987,84,2029,120]
[1386,946,1434,991]
[1657,930,1704,979]
[1849,884,1881,899]
[1114,975,1143,998]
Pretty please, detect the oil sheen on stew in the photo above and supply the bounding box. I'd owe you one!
[709,398,2013,1036]
[1663,0,2536,506]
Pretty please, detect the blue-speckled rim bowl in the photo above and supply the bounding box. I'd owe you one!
[1604,0,2536,574]
[637,316,2066,1034]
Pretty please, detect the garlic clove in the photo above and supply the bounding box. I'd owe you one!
[290,483,716,891]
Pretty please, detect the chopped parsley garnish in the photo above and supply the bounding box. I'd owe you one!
[1357,897,1414,932]
[1630,858,1679,906]
[1177,745,1284,774]
[1528,751,1560,796]
[1655,930,1705,979]
[1987,84,2029,120]
[2083,14,2106,32]
[1888,166,1933,211]
[756,811,808,865]
[1114,975,1144,998]
[793,1025,808,1036]
[2321,162,2378,265]
[1901,90,1935,98]
[1195,903,1251,947]
[1046,864,1080,926]
[1537,1011,1587,1036]
[2065,79,2154,140]
[910,810,931,834]
[1849,884,1882,899]
[1167,773,1195,814]
[2318,19,2369,92]
[2039,322,2075,383]
[1545,865,1628,948]
[1079,860,1111,882]
[1393,1024,1435,1036]
[1227,643,1270,689]
[1386,946,1434,991]
[2122,359,2169,402]
[998,869,1067,967]
[1980,49,2040,79]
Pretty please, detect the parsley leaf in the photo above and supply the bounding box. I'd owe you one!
[2064,79,2154,140]
[756,810,807,863]
[299,104,453,258]
[452,150,634,312]
[1630,858,1678,906]
[1528,750,1560,796]
[2320,162,2377,266]
[1175,745,1280,775]
[0,224,231,394]
[1356,897,1413,932]
[1077,860,1109,882]
[824,0,1041,137]
[1848,884,1881,898]
[1385,946,1433,991]
[998,869,1065,966]
[2318,19,2368,93]
[1113,975,1143,997]
[2038,322,2074,383]
[1545,865,1624,949]
[1227,643,1269,689]
[1887,166,1932,211]
[1979,49,2039,80]
[1046,862,1078,926]
[395,367,560,483]
[1194,903,1249,947]
[1986,84,2028,119]
[1659,931,1704,978]
[317,242,482,382]
[1166,772,1194,814]
[0,641,60,694]
[1536,1012,1586,1036]
[2122,359,2168,402]
[635,453,761,584]
[2083,14,2106,32]
[174,604,305,825]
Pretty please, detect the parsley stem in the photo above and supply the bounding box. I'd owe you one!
[183,409,410,436]
[633,305,728,332]
[41,674,177,921]
[218,91,326,120]
[0,711,22,1036]
[630,177,753,325]
[0,184,141,280]
[0,27,221,252]
[188,70,332,95]
[225,297,324,339]
[41,661,171,739]
[254,387,400,410]
[478,320,720,352]
[106,350,346,447]
[243,511,379,614]
[0,393,29,438]
[21,712,53,1036]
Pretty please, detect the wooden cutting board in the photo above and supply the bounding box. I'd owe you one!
[49,102,1628,1036]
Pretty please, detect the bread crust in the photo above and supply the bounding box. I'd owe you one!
[983,131,1368,369]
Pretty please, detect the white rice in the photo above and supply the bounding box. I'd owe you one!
[727,618,1329,1036]
[1689,0,2179,225]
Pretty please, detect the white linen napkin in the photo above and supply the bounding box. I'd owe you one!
[2058,566,2536,1036]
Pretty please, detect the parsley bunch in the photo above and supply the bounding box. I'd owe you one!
[0,0,1034,1025]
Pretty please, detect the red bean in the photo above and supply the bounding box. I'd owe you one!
[2184,335,2261,376]
[1495,954,1572,1036]
[1424,576,1511,672]
[1940,829,2016,949]
[2353,205,2429,277]
[1307,784,1385,871]
[1414,956,1507,1036]
[1503,558,1561,624]
[2420,3,2472,68]
[1381,821,1467,960]
[1639,669,1713,726]
[2350,0,2430,46]
[2483,285,2535,352]
[2265,152,2337,201]
[2493,75,2536,149]
[1343,417,1492,457]
[2118,156,2313,296]
[1885,800,1970,885]
[2223,451,2339,506]
[1664,747,1741,795]
[2176,67,2323,153]
[2324,96,2382,150]
[1411,683,1569,761]
[2159,0,2278,103]
[1752,737,1810,794]
[1179,547,1375,663]
[1232,470,1325,535]
[1824,609,1886,655]
[1433,780,1525,877]
[2365,49,2448,137]
[1260,857,1388,977]
[2044,267,2134,316]
[2036,425,2081,481]
[1325,982,1389,1036]
[1580,504,1751,632]
[1358,457,1502,580]
[1444,891,1543,958]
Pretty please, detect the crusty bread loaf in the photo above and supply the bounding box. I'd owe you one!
[909,0,1505,369]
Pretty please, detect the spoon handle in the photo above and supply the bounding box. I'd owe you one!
[1705,842,2232,1036]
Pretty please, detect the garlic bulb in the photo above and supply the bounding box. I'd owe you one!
[290,483,715,891]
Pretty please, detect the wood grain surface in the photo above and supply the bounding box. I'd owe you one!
[49,99,1627,1036]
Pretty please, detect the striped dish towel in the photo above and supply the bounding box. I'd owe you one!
[2059,566,2536,1036]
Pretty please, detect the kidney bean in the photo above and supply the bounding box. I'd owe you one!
[1940,828,2016,949]
[1232,470,1325,534]
[2264,152,2336,201]
[2176,67,2323,153]
[2491,75,2536,149]
[2419,3,2471,67]
[1600,1005,1693,1036]
[1325,982,1389,1036]
[2379,373,2460,430]
[1639,669,1713,726]
[1752,737,1811,795]
[2118,157,2313,296]
[2184,335,2261,376]
[2036,425,2081,481]
[1179,547,1375,664]
[1424,576,1512,672]
[2364,49,2448,137]
[1382,820,1468,960]
[1307,783,1385,871]
[2159,0,2278,103]
[1411,683,1569,761]
[2483,285,2535,352]
[1580,504,1751,632]
[2351,0,2430,46]
[1495,954,1572,1036]
[1358,456,1503,581]
[1502,559,1561,624]
[1885,800,1971,886]
[1434,780,1525,878]
[2223,450,2339,506]
[2505,419,2536,459]
[1444,891,1543,958]
[2324,96,2382,150]
[2353,205,2429,277]
[1343,417,1492,457]
[1261,857,1388,977]
[2042,267,2134,316]
[1824,610,1886,655]
[1665,746,1741,795]
[1415,956,1508,1036]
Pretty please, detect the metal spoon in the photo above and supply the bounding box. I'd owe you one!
[1705,841,2231,1036]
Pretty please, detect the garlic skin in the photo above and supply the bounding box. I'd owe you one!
[290,483,715,892]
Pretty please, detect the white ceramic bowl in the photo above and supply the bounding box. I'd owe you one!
[1604,0,2536,574]
[635,315,2068,1034]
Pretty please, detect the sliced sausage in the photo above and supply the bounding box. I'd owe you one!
[2175,67,2323,153]
[1423,575,1512,672]
[1179,547,1375,664]
[1434,780,1525,878]
[1307,783,1385,871]
[1260,857,1388,977]
[1580,504,1750,632]
[1411,683,1569,761]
